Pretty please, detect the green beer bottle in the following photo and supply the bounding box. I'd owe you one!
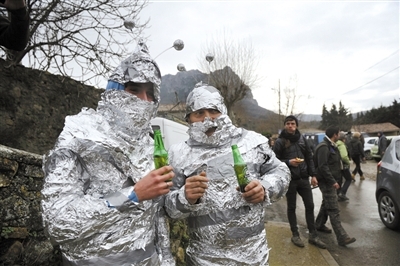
[153,129,171,181]
[231,144,250,192]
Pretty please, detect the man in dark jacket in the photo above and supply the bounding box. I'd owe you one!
[0,0,30,51]
[377,131,388,156]
[314,125,356,246]
[273,115,326,249]
[349,132,366,181]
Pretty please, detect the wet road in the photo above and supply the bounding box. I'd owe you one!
[266,177,400,265]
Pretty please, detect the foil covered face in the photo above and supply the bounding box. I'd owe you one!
[185,84,237,147]
[97,90,157,138]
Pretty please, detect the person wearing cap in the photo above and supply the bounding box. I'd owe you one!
[0,0,30,51]
[314,126,356,246]
[349,132,366,181]
[41,40,175,265]
[272,115,326,249]
[336,132,352,201]
[164,83,290,265]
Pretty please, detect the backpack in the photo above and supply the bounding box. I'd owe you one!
[313,142,328,168]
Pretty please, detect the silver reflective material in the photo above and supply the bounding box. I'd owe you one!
[165,85,290,265]
[41,90,174,265]
[185,83,227,119]
[173,39,184,51]
[108,39,161,103]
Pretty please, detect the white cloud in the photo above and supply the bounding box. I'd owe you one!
[136,1,399,114]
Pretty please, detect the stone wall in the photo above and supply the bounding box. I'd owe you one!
[0,58,103,155]
[0,144,61,265]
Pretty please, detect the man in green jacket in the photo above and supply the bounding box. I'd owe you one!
[314,126,356,246]
[336,132,352,201]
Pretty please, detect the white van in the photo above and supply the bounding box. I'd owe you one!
[151,117,189,149]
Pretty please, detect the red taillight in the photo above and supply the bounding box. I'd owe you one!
[377,161,382,171]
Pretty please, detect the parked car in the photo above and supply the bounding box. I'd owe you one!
[375,135,400,230]
[371,136,395,162]
[364,137,378,160]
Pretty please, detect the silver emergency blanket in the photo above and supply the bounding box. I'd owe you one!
[165,85,291,265]
[41,90,174,266]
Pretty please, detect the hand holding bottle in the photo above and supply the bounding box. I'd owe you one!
[240,180,265,204]
[134,166,175,202]
[184,172,208,205]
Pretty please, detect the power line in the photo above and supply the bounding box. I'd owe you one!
[364,49,399,72]
[344,66,400,95]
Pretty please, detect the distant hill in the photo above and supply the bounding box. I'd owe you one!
[160,70,277,119]
[161,70,321,127]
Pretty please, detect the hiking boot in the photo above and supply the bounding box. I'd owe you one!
[316,225,332,234]
[351,174,356,182]
[360,176,365,180]
[339,237,356,246]
[309,236,327,249]
[291,235,305,247]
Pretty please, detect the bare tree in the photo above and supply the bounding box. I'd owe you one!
[198,30,260,122]
[280,74,309,119]
[0,0,150,86]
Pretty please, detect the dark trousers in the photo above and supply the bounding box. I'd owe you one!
[351,155,363,176]
[340,168,352,195]
[316,182,348,243]
[286,178,316,236]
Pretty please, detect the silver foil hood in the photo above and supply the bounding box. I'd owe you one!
[185,83,227,119]
[108,39,161,103]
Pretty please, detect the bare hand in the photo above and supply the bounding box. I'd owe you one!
[289,158,304,168]
[134,166,175,202]
[311,176,318,187]
[0,0,26,10]
[185,172,208,205]
[333,182,340,190]
[242,180,265,204]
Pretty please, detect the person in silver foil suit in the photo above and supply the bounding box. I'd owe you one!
[164,83,291,265]
[41,40,175,266]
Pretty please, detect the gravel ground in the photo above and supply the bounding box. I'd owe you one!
[351,159,378,181]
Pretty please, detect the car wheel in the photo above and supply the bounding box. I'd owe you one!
[365,150,372,160]
[378,191,400,230]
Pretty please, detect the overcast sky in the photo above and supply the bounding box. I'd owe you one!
[136,1,399,115]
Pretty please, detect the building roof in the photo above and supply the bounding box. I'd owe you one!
[351,122,400,134]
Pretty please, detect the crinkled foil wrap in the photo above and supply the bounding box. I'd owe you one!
[108,39,161,103]
[165,127,290,265]
[164,86,290,264]
[185,83,227,119]
[41,90,174,265]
